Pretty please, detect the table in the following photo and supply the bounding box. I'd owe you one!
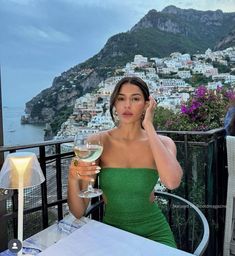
[0,214,195,256]
[0,214,89,256]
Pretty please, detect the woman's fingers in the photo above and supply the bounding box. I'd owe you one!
[149,96,157,110]
[145,96,156,117]
[77,166,101,176]
[76,175,95,182]
[73,159,96,167]
[69,159,100,181]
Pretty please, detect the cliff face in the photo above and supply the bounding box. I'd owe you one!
[24,5,235,130]
[215,29,235,50]
[24,69,102,124]
[131,7,234,44]
[130,9,183,34]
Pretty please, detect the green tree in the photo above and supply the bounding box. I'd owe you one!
[225,55,230,63]
[50,106,73,134]
[205,58,212,63]
[212,61,231,73]
[188,74,212,87]
[153,107,177,130]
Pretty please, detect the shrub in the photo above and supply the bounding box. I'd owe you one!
[155,85,235,131]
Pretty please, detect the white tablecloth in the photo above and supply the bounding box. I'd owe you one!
[38,220,194,256]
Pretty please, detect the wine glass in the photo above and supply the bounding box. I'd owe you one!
[73,133,103,198]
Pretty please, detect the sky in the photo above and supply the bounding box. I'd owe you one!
[1,0,235,107]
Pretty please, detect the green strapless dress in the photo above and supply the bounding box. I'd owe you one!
[99,168,176,248]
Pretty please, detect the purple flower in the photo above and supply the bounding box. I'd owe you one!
[181,105,188,114]
[173,85,234,131]
[190,100,202,111]
[195,86,207,98]
[225,90,235,100]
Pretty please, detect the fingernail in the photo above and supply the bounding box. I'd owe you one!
[91,178,95,182]
[96,166,101,170]
[95,170,100,174]
[73,160,78,167]
[91,162,96,165]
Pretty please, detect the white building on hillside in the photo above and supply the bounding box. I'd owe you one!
[133,55,148,66]
[160,79,187,87]
[177,70,192,79]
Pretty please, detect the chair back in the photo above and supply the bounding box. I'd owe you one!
[155,191,209,256]
[226,136,235,177]
[223,136,235,256]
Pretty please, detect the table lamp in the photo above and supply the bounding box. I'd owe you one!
[0,152,45,256]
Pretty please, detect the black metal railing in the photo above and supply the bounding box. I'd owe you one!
[0,129,227,255]
[159,128,227,256]
[0,139,74,251]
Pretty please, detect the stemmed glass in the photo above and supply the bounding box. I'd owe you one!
[73,133,103,198]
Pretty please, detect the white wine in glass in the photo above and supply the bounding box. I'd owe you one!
[74,145,103,162]
[73,133,103,198]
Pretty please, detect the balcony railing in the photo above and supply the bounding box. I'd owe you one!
[0,128,227,255]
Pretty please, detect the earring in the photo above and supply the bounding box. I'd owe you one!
[113,108,119,126]
[141,111,145,121]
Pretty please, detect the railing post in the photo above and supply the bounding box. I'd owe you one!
[0,189,8,251]
[183,134,189,250]
[39,146,49,228]
[55,144,63,221]
[0,65,8,250]
[216,134,227,255]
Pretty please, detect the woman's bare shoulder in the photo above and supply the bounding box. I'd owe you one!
[89,129,115,143]
[158,134,176,154]
[159,134,173,143]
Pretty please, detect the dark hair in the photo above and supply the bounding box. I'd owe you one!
[109,76,150,122]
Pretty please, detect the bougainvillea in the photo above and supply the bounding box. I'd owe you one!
[157,85,235,131]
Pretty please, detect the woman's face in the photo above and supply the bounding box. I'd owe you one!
[114,83,148,124]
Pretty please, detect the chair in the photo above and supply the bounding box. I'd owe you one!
[224,136,235,256]
[85,191,209,256]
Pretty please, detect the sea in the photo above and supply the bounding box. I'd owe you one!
[2,106,45,147]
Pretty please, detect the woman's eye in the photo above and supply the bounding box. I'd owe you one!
[117,97,124,101]
[132,97,140,102]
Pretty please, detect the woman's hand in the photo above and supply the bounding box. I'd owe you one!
[142,96,157,129]
[69,158,101,182]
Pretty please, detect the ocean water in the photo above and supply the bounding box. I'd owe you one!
[2,106,45,146]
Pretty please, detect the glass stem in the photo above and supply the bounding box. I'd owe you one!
[87,182,94,191]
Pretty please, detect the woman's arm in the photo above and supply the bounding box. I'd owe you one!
[67,133,103,218]
[143,96,183,190]
[67,161,100,218]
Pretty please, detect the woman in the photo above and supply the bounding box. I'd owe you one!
[68,76,183,247]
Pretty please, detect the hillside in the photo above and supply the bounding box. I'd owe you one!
[215,29,235,50]
[24,5,235,134]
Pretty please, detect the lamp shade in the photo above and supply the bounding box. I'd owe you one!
[0,152,45,189]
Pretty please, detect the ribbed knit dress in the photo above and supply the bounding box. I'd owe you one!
[99,167,176,248]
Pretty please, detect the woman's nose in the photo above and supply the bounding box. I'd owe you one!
[124,99,131,108]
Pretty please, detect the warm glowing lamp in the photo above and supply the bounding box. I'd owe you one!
[0,152,45,256]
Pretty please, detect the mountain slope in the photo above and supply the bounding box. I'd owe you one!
[24,6,235,133]
[81,7,235,68]
[215,28,235,50]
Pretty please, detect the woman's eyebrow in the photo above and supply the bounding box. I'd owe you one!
[118,93,142,96]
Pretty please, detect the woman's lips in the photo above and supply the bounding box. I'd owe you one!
[122,112,133,117]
